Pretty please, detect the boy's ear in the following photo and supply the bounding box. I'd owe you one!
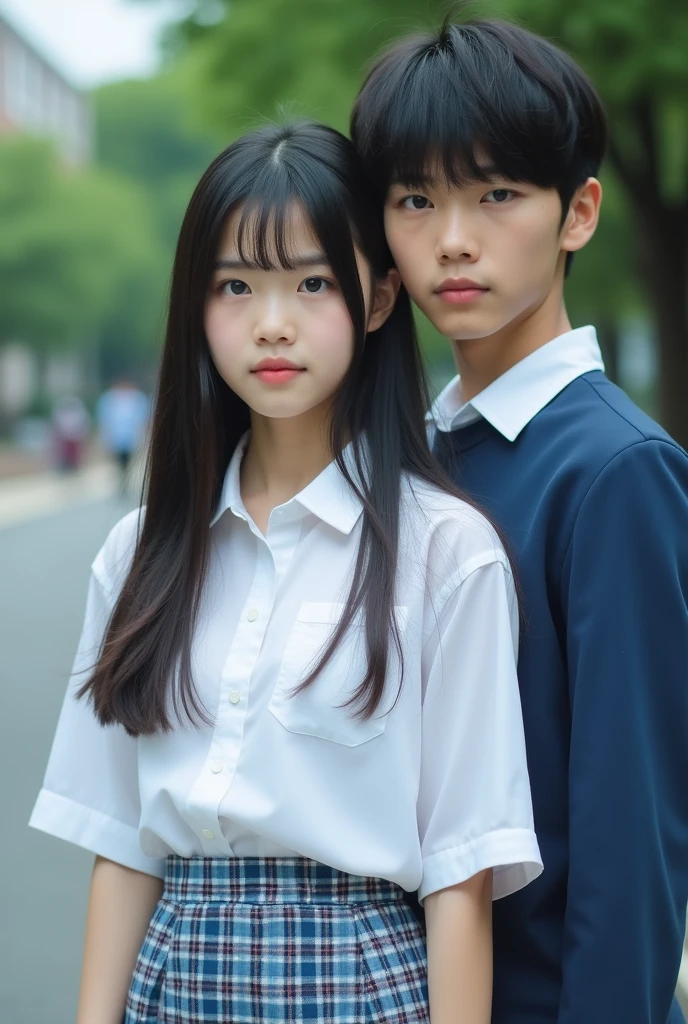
[368,269,401,332]
[561,177,603,254]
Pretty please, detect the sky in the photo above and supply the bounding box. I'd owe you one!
[0,0,190,88]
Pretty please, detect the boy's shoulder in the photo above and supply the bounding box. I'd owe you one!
[91,507,144,598]
[570,371,675,442]
[530,371,686,479]
[520,373,688,547]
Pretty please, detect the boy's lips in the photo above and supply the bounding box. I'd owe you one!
[435,278,489,305]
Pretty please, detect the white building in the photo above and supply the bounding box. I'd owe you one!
[0,12,95,427]
[0,11,92,164]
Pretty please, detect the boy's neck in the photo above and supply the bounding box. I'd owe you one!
[452,298,572,403]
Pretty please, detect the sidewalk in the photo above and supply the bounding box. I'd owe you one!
[0,444,45,480]
[0,461,119,529]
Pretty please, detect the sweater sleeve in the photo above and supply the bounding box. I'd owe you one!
[559,438,688,1024]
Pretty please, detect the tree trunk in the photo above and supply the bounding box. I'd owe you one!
[609,119,688,448]
[596,320,620,385]
[635,206,688,448]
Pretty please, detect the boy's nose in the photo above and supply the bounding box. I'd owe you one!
[435,212,479,263]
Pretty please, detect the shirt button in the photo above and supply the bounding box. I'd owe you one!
[211,761,224,773]
[202,829,215,840]
[247,608,259,622]
[229,690,241,704]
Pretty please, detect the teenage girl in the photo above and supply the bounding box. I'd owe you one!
[30,122,542,1024]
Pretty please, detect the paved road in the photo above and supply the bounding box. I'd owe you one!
[0,494,132,1023]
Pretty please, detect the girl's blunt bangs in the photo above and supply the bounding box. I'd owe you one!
[352,20,606,208]
[219,130,380,355]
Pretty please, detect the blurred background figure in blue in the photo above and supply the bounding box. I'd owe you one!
[95,378,149,495]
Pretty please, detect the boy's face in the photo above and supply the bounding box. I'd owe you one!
[384,168,571,343]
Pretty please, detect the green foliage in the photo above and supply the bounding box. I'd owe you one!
[498,0,688,207]
[0,136,164,355]
[565,173,640,326]
[93,65,222,248]
[89,66,226,375]
[136,0,688,223]
[156,0,446,136]
[499,0,688,103]
[134,0,662,341]
[128,0,688,413]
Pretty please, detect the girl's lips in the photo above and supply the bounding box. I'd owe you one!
[253,368,304,384]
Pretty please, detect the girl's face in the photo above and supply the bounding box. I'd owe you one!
[205,204,396,423]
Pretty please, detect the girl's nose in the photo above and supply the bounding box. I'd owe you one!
[253,298,297,345]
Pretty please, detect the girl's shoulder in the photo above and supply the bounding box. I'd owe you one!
[91,506,145,600]
[401,475,511,584]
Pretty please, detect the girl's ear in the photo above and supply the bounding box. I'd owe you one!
[367,269,401,332]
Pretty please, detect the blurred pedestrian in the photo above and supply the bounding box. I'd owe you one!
[51,395,90,473]
[95,378,149,495]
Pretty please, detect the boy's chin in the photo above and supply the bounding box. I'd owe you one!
[414,301,493,341]
[432,316,501,343]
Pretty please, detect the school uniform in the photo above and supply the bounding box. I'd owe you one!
[29,435,541,1023]
[431,325,688,1024]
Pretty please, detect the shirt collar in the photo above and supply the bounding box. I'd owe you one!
[431,325,605,442]
[210,433,364,535]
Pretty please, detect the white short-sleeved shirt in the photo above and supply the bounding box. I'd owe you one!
[29,437,542,902]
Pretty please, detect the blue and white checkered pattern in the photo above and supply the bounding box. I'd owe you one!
[125,856,429,1023]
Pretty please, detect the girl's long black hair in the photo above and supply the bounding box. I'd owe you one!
[79,121,476,737]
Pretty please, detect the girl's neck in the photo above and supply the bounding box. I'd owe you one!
[240,405,334,533]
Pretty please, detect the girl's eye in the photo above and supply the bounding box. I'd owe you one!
[299,277,330,294]
[402,195,432,210]
[222,279,250,296]
[483,189,517,204]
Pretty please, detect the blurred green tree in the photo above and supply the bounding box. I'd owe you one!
[134,0,687,439]
[92,66,224,379]
[93,66,221,250]
[497,0,688,438]
[0,136,163,373]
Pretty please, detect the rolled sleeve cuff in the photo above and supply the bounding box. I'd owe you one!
[419,828,543,904]
[29,789,166,879]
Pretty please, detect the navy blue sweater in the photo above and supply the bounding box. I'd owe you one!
[435,371,688,1024]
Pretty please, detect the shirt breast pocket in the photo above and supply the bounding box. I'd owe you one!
[268,601,406,747]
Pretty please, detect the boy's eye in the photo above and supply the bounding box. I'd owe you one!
[401,195,432,210]
[482,188,517,204]
[299,276,331,294]
[222,279,250,295]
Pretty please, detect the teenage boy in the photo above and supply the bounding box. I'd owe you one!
[352,19,688,1024]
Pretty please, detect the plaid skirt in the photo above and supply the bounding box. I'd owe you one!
[124,855,429,1023]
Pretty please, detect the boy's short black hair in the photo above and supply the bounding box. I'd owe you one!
[351,18,607,219]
